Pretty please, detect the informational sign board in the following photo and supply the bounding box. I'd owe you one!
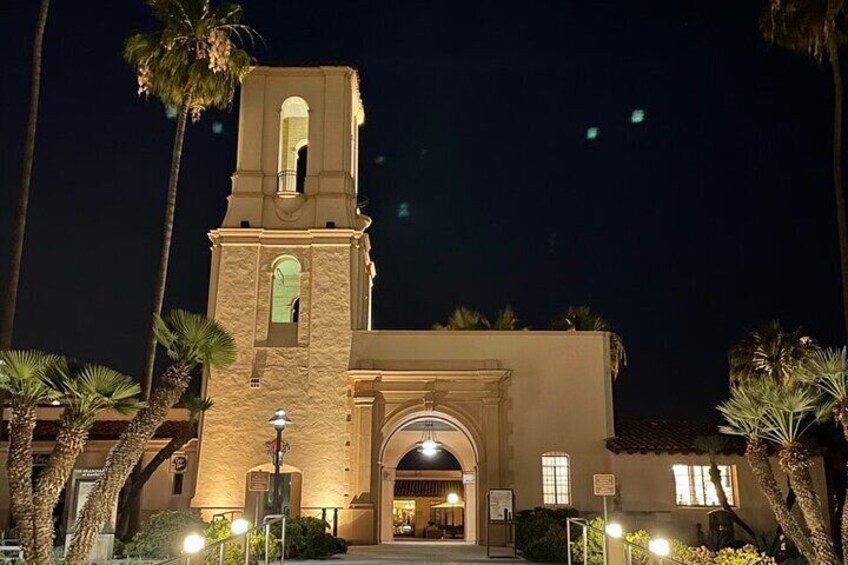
[593,474,616,497]
[248,471,271,492]
[169,454,188,474]
[488,489,514,522]
[462,471,476,484]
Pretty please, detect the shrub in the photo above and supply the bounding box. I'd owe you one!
[126,510,206,559]
[203,518,246,565]
[249,516,346,561]
[516,506,579,551]
[523,530,571,563]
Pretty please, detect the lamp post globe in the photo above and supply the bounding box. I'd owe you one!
[268,408,291,515]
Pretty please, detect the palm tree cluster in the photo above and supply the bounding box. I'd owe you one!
[433,305,627,378]
[0,310,235,565]
[719,321,848,564]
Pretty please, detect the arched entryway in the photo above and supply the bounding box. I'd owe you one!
[243,462,303,525]
[378,412,479,544]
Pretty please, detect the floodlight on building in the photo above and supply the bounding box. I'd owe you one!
[605,522,623,539]
[183,533,205,554]
[231,518,250,535]
[649,538,671,557]
[416,421,442,457]
[447,492,460,505]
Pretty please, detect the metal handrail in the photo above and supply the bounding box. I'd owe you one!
[566,518,689,565]
[155,514,286,565]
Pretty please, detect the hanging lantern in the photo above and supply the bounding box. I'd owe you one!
[416,421,442,457]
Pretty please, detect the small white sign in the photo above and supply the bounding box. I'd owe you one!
[593,474,616,496]
[488,489,514,522]
[462,472,476,484]
[169,454,188,474]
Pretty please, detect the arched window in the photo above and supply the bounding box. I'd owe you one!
[271,257,301,323]
[541,452,570,505]
[278,97,309,194]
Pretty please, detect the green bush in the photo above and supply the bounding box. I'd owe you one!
[249,516,347,561]
[126,510,206,559]
[523,530,571,563]
[515,506,579,551]
[203,518,245,565]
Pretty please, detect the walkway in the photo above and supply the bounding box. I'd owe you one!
[295,541,523,563]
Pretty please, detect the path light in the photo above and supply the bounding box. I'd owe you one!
[605,522,623,539]
[183,533,205,554]
[447,492,460,505]
[231,518,250,535]
[649,538,671,557]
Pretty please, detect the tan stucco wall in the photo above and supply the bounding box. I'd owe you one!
[611,452,831,544]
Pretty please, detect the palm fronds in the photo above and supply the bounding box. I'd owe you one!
[728,321,818,387]
[154,309,236,369]
[0,350,61,406]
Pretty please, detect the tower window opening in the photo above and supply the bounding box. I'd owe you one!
[271,257,301,323]
[278,97,309,194]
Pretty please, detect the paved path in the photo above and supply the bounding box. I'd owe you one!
[294,541,523,563]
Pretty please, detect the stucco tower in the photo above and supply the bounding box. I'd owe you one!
[193,67,374,527]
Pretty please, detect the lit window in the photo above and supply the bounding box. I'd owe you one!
[542,452,570,505]
[278,97,309,194]
[271,257,301,323]
[586,127,599,140]
[672,464,736,507]
[630,109,645,124]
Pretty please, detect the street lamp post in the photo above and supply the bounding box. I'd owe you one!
[268,408,291,515]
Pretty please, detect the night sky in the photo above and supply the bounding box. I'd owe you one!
[0,1,843,419]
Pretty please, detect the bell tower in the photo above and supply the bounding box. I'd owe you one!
[193,67,375,528]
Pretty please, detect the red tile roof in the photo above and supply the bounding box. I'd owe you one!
[1,420,193,441]
[394,480,464,498]
[606,419,746,455]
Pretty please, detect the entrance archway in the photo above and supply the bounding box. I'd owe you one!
[378,412,479,544]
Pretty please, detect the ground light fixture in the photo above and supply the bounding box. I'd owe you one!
[604,522,623,539]
[416,421,442,457]
[231,518,250,535]
[183,533,205,560]
[649,538,671,557]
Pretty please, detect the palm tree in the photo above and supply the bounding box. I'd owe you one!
[1,0,50,351]
[123,0,256,398]
[31,363,143,563]
[719,384,816,561]
[550,306,627,378]
[693,434,757,543]
[757,381,837,564]
[433,306,523,330]
[115,395,212,540]
[761,0,848,339]
[1,0,52,477]
[64,310,235,565]
[728,321,819,387]
[0,350,60,561]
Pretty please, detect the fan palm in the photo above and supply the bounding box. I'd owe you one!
[123,0,256,398]
[728,321,819,387]
[433,306,523,330]
[756,381,836,564]
[550,306,627,378]
[65,311,235,565]
[31,363,143,563]
[115,395,213,540]
[761,0,848,339]
[0,350,60,561]
[718,384,815,561]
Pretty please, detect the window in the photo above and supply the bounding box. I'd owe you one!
[271,257,301,323]
[278,97,309,194]
[542,452,570,505]
[172,474,184,496]
[673,464,736,507]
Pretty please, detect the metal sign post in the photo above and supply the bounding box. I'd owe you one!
[248,471,271,525]
[593,474,616,565]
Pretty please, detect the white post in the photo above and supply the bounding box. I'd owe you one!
[602,496,609,565]
[280,516,287,565]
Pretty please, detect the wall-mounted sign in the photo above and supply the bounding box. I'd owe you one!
[169,454,188,474]
[488,489,514,522]
[248,471,271,492]
[462,472,476,484]
[593,474,616,497]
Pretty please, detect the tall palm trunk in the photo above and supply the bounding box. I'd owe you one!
[746,440,815,561]
[115,422,194,540]
[0,0,50,474]
[779,443,839,565]
[707,459,757,542]
[7,405,37,561]
[141,106,189,398]
[828,24,848,340]
[65,363,192,565]
[32,422,88,564]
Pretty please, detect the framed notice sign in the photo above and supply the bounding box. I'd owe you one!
[593,474,616,497]
[248,471,271,492]
[488,488,514,522]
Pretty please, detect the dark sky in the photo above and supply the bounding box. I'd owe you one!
[0,1,843,419]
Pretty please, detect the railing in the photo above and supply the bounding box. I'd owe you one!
[155,514,286,565]
[300,507,341,537]
[566,518,688,565]
[277,171,300,194]
[0,536,22,563]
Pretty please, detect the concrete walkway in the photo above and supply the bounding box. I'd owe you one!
[294,541,523,563]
